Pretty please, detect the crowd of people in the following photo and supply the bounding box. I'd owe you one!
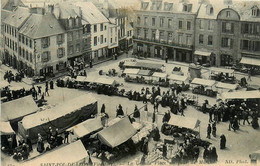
[3,70,24,83]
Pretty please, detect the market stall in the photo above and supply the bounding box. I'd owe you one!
[135,62,165,72]
[168,74,188,85]
[22,141,89,166]
[18,94,98,143]
[168,115,200,132]
[1,96,38,123]
[138,69,152,80]
[0,121,15,135]
[67,117,103,142]
[123,68,140,76]
[95,77,117,87]
[219,90,260,100]
[191,78,217,97]
[215,82,239,93]
[209,67,235,83]
[97,118,137,148]
[151,72,168,87]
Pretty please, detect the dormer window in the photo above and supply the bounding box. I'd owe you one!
[183,4,192,12]
[141,2,149,10]
[210,7,214,14]
[252,6,260,17]
[164,2,173,11]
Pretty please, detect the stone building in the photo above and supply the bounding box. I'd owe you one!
[133,0,200,63]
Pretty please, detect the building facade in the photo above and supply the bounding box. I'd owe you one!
[133,0,200,63]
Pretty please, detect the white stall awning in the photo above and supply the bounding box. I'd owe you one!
[191,78,216,87]
[123,68,140,75]
[220,90,260,100]
[216,82,238,90]
[152,72,167,78]
[168,74,188,82]
[194,50,211,57]
[168,115,200,130]
[210,67,234,74]
[240,57,260,66]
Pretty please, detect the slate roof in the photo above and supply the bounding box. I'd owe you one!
[19,13,65,39]
[74,2,109,24]
[3,7,31,28]
[53,2,81,19]
[1,9,12,21]
[2,0,26,11]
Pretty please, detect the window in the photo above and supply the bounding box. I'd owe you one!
[178,34,183,44]
[186,35,191,45]
[100,24,103,31]
[22,35,25,44]
[208,35,213,45]
[199,34,204,44]
[105,26,106,30]
[100,35,103,44]
[68,32,73,41]
[208,20,213,30]
[19,47,21,56]
[42,51,50,62]
[183,5,188,12]
[41,37,50,48]
[26,38,28,46]
[15,42,17,52]
[252,7,260,17]
[168,32,172,42]
[94,25,97,33]
[94,36,97,46]
[26,51,29,60]
[144,29,148,39]
[160,18,164,27]
[29,39,32,48]
[137,28,141,37]
[168,19,172,28]
[110,38,112,43]
[199,20,204,29]
[241,40,260,52]
[15,29,17,37]
[30,53,32,62]
[159,31,164,40]
[57,48,64,58]
[57,34,63,44]
[19,34,21,42]
[152,18,155,26]
[76,44,80,52]
[222,22,234,33]
[115,37,117,42]
[144,17,148,25]
[226,11,230,17]
[221,54,233,66]
[69,46,73,54]
[77,31,80,39]
[187,21,191,30]
[22,49,25,58]
[210,7,214,14]
[69,19,73,27]
[152,30,156,40]
[137,17,141,25]
[179,21,183,29]
[221,37,233,48]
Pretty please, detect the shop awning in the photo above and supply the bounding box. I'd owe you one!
[220,90,260,100]
[1,96,38,122]
[240,57,260,66]
[152,72,167,78]
[210,67,234,74]
[76,76,88,82]
[123,68,140,75]
[0,121,15,135]
[194,50,211,57]
[138,70,152,76]
[168,74,188,82]
[216,82,238,90]
[95,77,116,86]
[97,118,137,148]
[168,114,200,130]
[22,141,88,165]
[191,78,216,87]
[67,117,103,138]
[0,81,9,89]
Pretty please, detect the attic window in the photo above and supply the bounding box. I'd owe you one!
[210,7,214,14]
[141,2,149,10]
[252,6,260,17]
[183,4,192,12]
[164,2,173,11]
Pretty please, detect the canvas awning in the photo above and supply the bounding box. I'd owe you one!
[0,121,15,135]
[0,81,9,89]
[9,86,24,91]
[95,77,116,86]
[21,94,97,129]
[22,141,88,165]
[194,50,211,57]
[216,82,238,90]
[210,67,234,74]
[220,90,260,100]
[67,117,103,138]
[123,68,140,75]
[168,114,200,130]
[240,57,260,66]
[168,74,188,82]
[97,118,137,148]
[123,61,137,67]
[191,78,216,87]
[1,96,38,122]
[138,70,152,76]
[152,72,167,78]
[76,76,88,82]
[135,62,164,71]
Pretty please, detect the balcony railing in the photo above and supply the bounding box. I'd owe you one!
[133,36,193,49]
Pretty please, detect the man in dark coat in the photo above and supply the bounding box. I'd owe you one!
[116,104,124,117]
[133,105,140,119]
[220,134,226,149]
[162,143,167,158]
[207,124,211,139]
[212,122,217,137]
[101,104,106,113]
[26,135,33,152]
[50,80,54,89]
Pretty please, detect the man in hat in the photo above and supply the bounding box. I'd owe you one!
[207,124,211,139]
